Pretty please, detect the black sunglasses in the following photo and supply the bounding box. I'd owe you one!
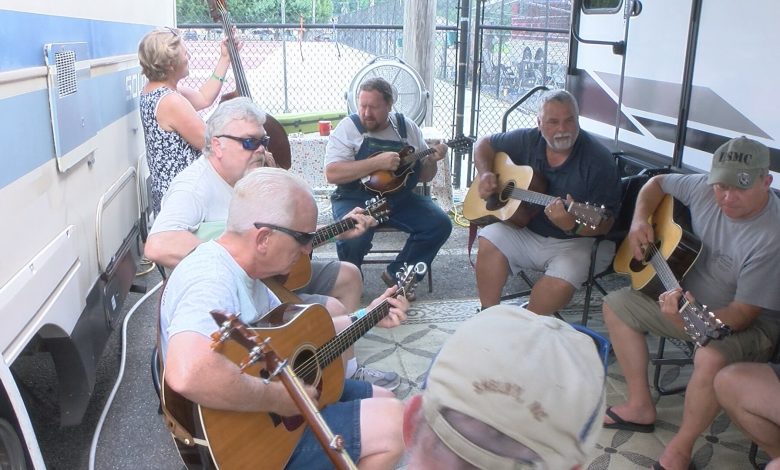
[217,134,270,151]
[253,223,316,245]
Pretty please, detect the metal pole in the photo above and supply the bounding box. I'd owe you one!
[452,0,470,188]
[282,0,290,112]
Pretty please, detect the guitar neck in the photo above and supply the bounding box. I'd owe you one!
[218,11,252,98]
[401,148,435,167]
[313,219,356,247]
[310,291,405,368]
[505,186,556,208]
[647,250,683,293]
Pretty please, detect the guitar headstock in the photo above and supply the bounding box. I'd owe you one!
[390,262,427,300]
[679,301,731,347]
[363,197,390,224]
[445,136,475,152]
[209,310,284,375]
[569,202,610,228]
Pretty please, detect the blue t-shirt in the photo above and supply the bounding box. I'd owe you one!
[490,128,621,238]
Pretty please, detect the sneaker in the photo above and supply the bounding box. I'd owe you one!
[380,270,396,288]
[352,366,401,391]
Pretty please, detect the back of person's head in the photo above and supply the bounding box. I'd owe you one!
[225,167,312,233]
[203,97,267,157]
[138,27,183,82]
[412,305,605,469]
[538,89,580,117]
[359,77,395,105]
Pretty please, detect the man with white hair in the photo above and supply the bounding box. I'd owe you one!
[472,89,621,314]
[160,167,410,468]
[403,304,607,469]
[146,98,400,388]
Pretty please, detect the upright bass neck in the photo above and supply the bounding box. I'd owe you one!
[208,0,252,98]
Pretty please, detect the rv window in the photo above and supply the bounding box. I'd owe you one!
[582,0,622,14]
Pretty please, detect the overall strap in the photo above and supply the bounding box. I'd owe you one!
[394,113,408,140]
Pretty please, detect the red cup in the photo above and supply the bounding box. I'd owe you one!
[318,120,331,136]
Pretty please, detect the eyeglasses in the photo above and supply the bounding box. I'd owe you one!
[217,135,271,151]
[165,26,179,37]
[253,223,316,245]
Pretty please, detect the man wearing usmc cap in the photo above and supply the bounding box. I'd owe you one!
[403,304,607,469]
[601,136,780,470]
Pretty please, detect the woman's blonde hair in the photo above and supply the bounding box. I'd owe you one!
[138,27,183,82]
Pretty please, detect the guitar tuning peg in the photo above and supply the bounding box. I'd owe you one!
[239,345,265,372]
[210,319,235,349]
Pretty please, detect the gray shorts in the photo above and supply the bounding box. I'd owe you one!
[295,259,340,305]
[478,222,614,288]
[605,287,780,364]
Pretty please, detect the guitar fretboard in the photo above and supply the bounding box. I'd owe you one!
[313,219,357,247]
[504,186,557,208]
[401,148,436,167]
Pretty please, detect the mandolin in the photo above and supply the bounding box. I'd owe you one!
[207,0,292,169]
[362,136,474,195]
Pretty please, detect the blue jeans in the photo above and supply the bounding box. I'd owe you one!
[331,187,452,278]
[285,379,372,469]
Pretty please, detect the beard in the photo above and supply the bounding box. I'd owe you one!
[544,130,579,152]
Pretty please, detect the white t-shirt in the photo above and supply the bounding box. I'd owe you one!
[159,240,281,358]
[323,114,428,168]
[149,156,232,240]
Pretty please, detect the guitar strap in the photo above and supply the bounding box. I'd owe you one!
[155,282,208,448]
[467,222,479,269]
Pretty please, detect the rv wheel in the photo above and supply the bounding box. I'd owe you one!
[0,418,26,470]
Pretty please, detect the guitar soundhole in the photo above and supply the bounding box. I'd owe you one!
[628,240,662,273]
[486,181,513,211]
[292,348,319,385]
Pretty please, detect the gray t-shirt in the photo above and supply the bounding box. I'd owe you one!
[149,155,232,240]
[663,174,780,317]
[159,240,281,358]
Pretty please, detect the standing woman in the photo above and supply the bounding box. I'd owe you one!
[138,27,232,214]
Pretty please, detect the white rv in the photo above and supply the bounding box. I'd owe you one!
[0,1,173,466]
[568,0,779,184]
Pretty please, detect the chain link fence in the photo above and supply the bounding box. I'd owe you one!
[179,24,458,136]
[177,0,571,188]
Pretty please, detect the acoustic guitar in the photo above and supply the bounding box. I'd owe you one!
[169,263,425,469]
[279,197,390,290]
[362,136,474,195]
[462,153,609,228]
[613,195,730,346]
[209,313,358,470]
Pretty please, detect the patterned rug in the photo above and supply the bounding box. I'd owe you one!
[354,298,763,469]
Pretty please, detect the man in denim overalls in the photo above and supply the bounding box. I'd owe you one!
[324,77,452,291]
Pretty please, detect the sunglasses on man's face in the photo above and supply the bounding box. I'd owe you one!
[253,223,316,245]
[218,134,271,151]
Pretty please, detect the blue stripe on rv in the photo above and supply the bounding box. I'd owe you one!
[0,9,156,70]
[0,66,143,191]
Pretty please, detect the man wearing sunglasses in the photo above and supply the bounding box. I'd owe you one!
[146,98,402,389]
[160,167,410,469]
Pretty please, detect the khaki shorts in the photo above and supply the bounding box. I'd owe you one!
[296,259,340,305]
[479,222,615,288]
[605,287,780,364]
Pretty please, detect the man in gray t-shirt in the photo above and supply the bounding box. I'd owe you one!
[472,90,621,314]
[602,136,780,470]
